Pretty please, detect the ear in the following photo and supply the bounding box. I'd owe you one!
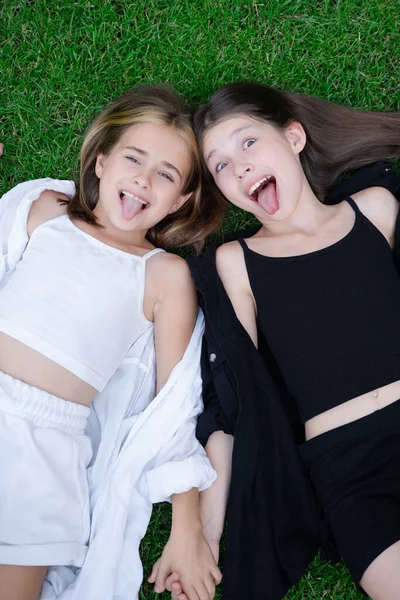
[95,153,107,178]
[169,192,193,214]
[284,121,306,154]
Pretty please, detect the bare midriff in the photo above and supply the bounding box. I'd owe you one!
[0,333,97,406]
[305,380,400,441]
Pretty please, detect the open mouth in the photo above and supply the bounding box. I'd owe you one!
[247,176,279,216]
[248,176,275,201]
[119,190,150,220]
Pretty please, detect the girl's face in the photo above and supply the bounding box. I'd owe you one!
[203,115,307,222]
[95,122,192,232]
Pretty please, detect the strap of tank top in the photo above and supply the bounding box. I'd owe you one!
[394,205,400,270]
[142,248,165,261]
[345,195,361,215]
[237,237,250,253]
[236,237,257,291]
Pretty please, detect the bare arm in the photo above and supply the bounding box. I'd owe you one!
[149,254,221,600]
[27,189,70,236]
[202,242,255,545]
[152,254,197,392]
[200,431,234,555]
[216,241,258,347]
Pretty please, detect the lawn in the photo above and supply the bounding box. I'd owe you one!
[1,0,399,598]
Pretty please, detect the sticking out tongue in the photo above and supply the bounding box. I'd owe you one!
[121,194,144,220]
[257,179,279,215]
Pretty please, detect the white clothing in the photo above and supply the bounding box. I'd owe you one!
[0,182,164,391]
[0,370,92,567]
[0,179,216,599]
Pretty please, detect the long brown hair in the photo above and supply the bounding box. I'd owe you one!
[69,84,225,253]
[193,82,400,201]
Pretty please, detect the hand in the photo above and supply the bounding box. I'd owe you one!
[150,535,221,600]
[148,530,221,600]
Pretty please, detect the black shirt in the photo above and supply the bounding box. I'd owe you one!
[238,197,400,422]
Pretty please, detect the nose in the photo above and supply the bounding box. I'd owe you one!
[234,162,253,180]
[132,170,151,189]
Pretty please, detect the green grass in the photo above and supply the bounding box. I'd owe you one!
[1,0,399,597]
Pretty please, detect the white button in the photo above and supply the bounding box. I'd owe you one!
[209,353,217,363]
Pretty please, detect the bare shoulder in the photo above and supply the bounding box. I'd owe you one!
[216,241,257,345]
[148,250,192,281]
[216,240,246,277]
[352,186,399,245]
[147,251,195,298]
[216,240,243,262]
[27,189,70,236]
[216,239,253,302]
[143,251,196,322]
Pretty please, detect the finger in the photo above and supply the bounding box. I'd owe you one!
[171,579,184,595]
[166,572,181,592]
[182,584,201,600]
[172,594,187,600]
[148,560,160,583]
[0,144,3,157]
[211,564,222,585]
[204,574,216,599]
[195,581,211,600]
[154,565,170,593]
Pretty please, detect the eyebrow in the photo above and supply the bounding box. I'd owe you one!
[125,146,182,178]
[206,125,254,163]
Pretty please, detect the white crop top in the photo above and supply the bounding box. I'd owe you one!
[0,213,163,391]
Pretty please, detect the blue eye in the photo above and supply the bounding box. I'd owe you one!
[216,162,228,173]
[243,138,255,149]
[160,172,174,182]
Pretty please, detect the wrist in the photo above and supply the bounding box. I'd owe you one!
[202,523,223,543]
[171,488,202,533]
[171,517,203,537]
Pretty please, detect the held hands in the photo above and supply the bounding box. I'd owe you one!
[148,528,221,600]
[169,536,220,600]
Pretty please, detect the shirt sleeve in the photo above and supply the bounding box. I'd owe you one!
[0,178,75,280]
[195,334,237,446]
[144,312,217,503]
[145,412,217,503]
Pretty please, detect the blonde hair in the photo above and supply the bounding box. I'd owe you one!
[68,84,225,253]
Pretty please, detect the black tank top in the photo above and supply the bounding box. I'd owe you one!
[239,197,400,423]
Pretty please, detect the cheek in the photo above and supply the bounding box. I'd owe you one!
[216,171,233,193]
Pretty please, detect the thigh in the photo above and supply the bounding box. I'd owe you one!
[0,565,47,600]
[361,540,400,600]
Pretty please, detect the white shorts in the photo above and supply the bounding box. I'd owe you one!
[0,371,92,567]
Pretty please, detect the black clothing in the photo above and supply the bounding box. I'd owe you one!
[188,162,400,600]
[237,197,400,422]
[300,400,400,584]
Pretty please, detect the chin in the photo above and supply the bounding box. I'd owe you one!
[107,215,135,231]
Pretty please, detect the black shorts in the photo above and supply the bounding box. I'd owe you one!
[300,400,400,584]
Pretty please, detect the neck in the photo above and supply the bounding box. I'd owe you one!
[86,205,153,252]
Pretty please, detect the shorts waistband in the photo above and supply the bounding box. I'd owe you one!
[0,370,90,435]
[301,398,400,457]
